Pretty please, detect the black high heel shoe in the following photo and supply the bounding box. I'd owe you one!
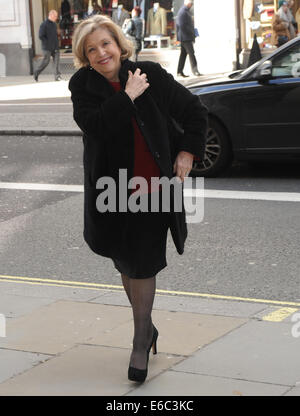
[128,326,158,383]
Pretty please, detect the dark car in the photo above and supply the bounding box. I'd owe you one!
[188,37,300,177]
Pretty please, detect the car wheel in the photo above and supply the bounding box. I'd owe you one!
[191,117,233,177]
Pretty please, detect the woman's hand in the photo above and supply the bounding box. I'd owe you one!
[173,151,194,182]
[125,68,149,102]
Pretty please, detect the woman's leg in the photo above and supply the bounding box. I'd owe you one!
[128,275,156,370]
[121,273,132,304]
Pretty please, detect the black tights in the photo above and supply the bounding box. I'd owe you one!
[121,273,156,370]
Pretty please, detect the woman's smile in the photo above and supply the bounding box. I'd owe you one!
[98,57,111,64]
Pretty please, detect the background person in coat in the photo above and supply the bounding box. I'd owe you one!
[176,0,200,77]
[122,6,144,62]
[69,15,207,383]
[272,1,291,47]
[34,10,62,82]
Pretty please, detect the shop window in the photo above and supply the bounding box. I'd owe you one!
[41,0,124,52]
[243,0,276,50]
[242,0,300,51]
[40,0,178,52]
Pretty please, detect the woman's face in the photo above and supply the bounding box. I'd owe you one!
[85,27,121,81]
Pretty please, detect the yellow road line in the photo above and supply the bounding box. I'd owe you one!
[1,274,300,307]
[262,307,299,322]
[0,278,111,292]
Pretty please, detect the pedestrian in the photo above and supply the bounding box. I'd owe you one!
[69,15,207,383]
[83,0,102,18]
[287,0,298,38]
[122,6,144,62]
[34,10,62,82]
[272,1,291,47]
[176,0,200,77]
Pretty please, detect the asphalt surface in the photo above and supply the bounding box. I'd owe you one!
[1,134,300,302]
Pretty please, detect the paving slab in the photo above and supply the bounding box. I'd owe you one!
[284,385,300,396]
[0,293,56,318]
[0,344,183,396]
[0,349,51,385]
[0,280,112,302]
[173,320,300,387]
[0,113,78,130]
[87,309,247,356]
[0,300,132,354]
[128,370,289,396]
[94,290,267,318]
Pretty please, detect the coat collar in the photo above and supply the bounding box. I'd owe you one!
[86,59,138,98]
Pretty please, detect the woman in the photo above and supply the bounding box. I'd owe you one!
[122,6,144,62]
[69,15,207,383]
[272,1,291,47]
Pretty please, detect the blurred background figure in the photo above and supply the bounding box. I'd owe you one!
[34,10,62,81]
[84,0,102,18]
[122,6,144,62]
[272,1,290,47]
[176,0,200,77]
[287,0,298,38]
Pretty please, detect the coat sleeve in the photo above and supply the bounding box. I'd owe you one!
[39,21,47,42]
[150,63,208,160]
[68,73,137,140]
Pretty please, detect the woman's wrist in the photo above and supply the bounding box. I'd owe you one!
[125,89,135,102]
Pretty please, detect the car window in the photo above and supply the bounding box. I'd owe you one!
[272,43,300,77]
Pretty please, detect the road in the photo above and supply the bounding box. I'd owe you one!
[0,101,300,304]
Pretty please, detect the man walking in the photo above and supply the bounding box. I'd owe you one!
[34,10,62,82]
[176,0,200,77]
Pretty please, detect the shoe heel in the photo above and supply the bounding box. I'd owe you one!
[128,325,159,383]
[151,327,158,355]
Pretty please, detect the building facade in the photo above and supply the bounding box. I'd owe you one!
[1,0,299,77]
[0,0,33,76]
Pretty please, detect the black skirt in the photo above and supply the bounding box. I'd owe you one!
[111,192,170,279]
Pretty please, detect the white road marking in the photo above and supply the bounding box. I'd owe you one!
[0,182,83,192]
[185,188,300,202]
[0,182,300,202]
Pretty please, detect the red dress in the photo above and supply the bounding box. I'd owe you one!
[110,81,160,193]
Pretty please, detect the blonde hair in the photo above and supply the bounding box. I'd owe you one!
[72,14,133,69]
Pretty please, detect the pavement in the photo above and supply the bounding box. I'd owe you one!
[1,74,300,398]
[0,276,300,397]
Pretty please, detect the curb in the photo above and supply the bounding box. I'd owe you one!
[0,129,82,136]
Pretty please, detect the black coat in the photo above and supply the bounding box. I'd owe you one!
[68,59,207,258]
[39,19,59,52]
[176,5,195,42]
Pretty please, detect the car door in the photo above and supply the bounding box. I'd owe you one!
[241,41,300,154]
